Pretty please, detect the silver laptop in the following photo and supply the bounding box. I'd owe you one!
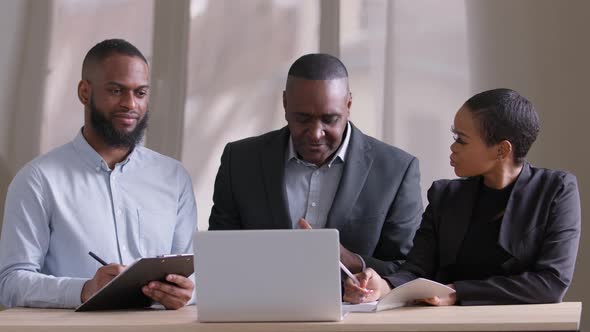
[194,229,343,322]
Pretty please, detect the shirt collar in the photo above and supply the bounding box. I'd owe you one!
[286,121,351,168]
[71,128,136,172]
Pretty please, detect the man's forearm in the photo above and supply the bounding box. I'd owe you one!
[0,269,87,308]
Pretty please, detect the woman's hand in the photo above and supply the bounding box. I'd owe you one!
[420,284,457,306]
[343,268,392,304]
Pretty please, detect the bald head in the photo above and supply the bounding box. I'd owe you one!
[82,39,148,80]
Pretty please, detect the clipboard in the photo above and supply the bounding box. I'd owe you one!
[75,254,194,312]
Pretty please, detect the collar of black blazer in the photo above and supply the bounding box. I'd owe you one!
[498,162,533,259]
[439,162,533,267]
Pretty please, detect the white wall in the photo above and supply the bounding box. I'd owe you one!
[0,0,26,156]
[467,0,590,328]
[0,0,27,240]
[0,0,28,312]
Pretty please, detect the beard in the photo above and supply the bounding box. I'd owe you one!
[89,95,148,149]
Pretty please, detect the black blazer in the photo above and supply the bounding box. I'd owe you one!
[386,163,581,305]
[209,124,424,275]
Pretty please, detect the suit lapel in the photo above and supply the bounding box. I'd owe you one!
[260,127,292,229]
[498,162,532,257]
[326,125,374,229]
[439,177,480,267]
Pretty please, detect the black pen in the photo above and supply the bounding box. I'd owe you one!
[88,251,108,266]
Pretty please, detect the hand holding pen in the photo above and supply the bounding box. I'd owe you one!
[80,251,126,303]
[88,251,108,266]
[342,267,392,304]
[339,261,361,286]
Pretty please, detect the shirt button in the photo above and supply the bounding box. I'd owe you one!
[311,202,317,207]
[95,166,100,172]
[117,209,122,215]
[122,246,127,251]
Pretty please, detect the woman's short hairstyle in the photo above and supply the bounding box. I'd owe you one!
[465,88,540,163]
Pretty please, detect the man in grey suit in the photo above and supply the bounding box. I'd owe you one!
[209,54,423,275]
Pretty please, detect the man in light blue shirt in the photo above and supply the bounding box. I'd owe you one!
[0,39,197,309]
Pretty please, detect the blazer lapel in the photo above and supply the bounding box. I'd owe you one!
[498,162,533,258]
[439,177,480,267]
[260,127,292,229]
[326,125,374,229]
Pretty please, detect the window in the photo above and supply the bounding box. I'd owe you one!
[183,0,319,230]
[41,0,154,153]
[340,0,469,199]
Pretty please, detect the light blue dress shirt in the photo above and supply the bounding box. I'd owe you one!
[284,122,351,229]
[0,131,197,308]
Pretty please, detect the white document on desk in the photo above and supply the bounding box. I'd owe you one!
[342,278,455,312]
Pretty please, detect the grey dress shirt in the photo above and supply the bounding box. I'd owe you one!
[284,122,351,229]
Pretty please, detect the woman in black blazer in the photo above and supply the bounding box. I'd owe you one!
[344,88,581,305]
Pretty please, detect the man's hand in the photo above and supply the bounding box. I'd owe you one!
[81,264,126,303]
[142,274,194,310]
[343,268,391,304]
[420,284,457,306]
[297,218,312,230]
[297,218,364,273]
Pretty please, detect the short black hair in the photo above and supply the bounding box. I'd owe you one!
[287,53,348,80]
[465,88,540,164]
[82,39,147,78]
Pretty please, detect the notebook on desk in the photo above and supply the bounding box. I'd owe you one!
[193,229,343,322]
[342,278,456,312]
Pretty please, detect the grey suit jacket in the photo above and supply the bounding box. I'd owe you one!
[386,162,581,305]
[209,124,423,275]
